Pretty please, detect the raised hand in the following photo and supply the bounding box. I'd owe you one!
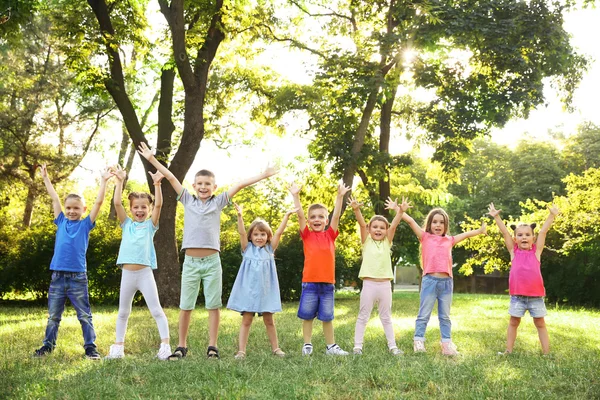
[233,203,243,216]
[112,164,127,181]
[100,167,115,182]
[384,197,400,211]
[148,170,164,184]
[479,221,487,235]
[285,207,299,217]
[39,163,48,179]
[137,142,153,160]
[337,181,351,196]
[263,163,280,178]
[399,197,412,213]
[288,181,301,195]
[488,202,501,218]
[347,196,362,210]
[548,204,559,216]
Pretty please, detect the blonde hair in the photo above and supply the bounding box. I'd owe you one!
[423,208,449,236]
[368,215,390,229]
[308,203,328,214]
[64,193,85,206]
[247,218,273,243]
[128,192,153,206]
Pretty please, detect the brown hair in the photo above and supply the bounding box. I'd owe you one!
[128,192,153,206]
[423,208,449,236]
[368,215,390,229]
[510,223,537,235]
[195,169,215,179]
[64,194,85,206]
[308,203,328,215]
[247,218,273,243]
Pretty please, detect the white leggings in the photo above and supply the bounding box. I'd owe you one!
[354,280,397,350]
[116,267,169,343]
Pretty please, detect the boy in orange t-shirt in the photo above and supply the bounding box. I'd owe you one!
[288,181,350,356]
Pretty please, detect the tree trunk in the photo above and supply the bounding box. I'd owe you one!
[109,127,130,220]
[22,185,36,227]
[377,84,398,216]
[153,184,180,306]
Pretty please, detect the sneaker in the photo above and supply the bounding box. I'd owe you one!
[85,347,102,360]
[498,350,513,356]
[156,343,171,360]
[325,344,349,356]
[441,341,459,356]
[234,351,246,360]
[33,345,52,357]
[105,344,124,359]
[353,347,363,355]
[413,340,426,352]
[390,347,404,356]
[302,343,313,356]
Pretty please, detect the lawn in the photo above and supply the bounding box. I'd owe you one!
[1,292,599,399]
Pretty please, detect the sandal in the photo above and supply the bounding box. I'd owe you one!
[234,351,246,360]
[272,348,286,357]
[168,346,188,361]
[207,346,220,359]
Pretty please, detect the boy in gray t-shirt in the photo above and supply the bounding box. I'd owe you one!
[139,143,278,359]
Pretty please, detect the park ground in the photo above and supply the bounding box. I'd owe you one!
[1,292,599,399]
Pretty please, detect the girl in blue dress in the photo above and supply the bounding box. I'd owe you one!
[227,203,296,359]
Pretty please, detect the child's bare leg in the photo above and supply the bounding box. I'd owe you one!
[178,310,193,347]
[302,319,314,343]
[506,316,520,353]
[533,317,550,354]
[208,308,220,348]
[262,313,279,351]
[238,312,254,353]
[323,321,335,346]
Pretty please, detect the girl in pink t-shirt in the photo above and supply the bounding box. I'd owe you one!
[403,208,486,355]
[488,203,559,355]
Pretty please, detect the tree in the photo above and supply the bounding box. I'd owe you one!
[561,121,600,176]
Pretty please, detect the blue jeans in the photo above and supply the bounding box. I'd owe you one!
[42,271,97,350]
[297,283,335,321]
[414,275,453,342]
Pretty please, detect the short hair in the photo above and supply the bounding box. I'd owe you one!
[128,192,153,206]
[247,218,273,243]
[195,169,215,180]
[368,215,390,229]
[510,223,537,234]
[64,193,85,206]
[308,203,328,215]
[423,208,449,236]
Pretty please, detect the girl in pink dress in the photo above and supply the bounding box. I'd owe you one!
[488,202,559,355]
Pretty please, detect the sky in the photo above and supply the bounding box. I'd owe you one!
[74,6,600,191]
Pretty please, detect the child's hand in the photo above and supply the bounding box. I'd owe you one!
[148,170,164,184]
[285,207,299,217]
[288,182,301,195]
[548,204,559,216]
[347,196,362,210]
[263,163,280,178]
[100,167,115,182]
[384,196,400,212]
[137,142,153,160]
[479,221,487,235]
[488,202,501,218]
[399,197,412,213]
[233,203,243,216]
[112,165,127,181]
[337,181,351,196]
[39,163,48,179]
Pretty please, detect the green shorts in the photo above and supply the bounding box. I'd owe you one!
[180,253,222,310]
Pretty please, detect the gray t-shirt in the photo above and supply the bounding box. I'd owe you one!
[177,188,230,251]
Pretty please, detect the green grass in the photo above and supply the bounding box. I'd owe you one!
[1,293,600,399]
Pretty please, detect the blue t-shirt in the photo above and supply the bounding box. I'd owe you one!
[116,218,159,269]
[50,212,95,272]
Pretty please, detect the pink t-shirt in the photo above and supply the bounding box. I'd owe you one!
[509,244,545,296]
[420,232,455,277]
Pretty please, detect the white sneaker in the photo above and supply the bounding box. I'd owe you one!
[302,343,313,356]
[325,344,349,356]
[157,343,172,360]
[413,340,426,353]
[105,344,124,359]
[390,347,404,356]
[441,341,459,356]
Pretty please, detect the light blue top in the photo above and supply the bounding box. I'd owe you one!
[50,212,95,272]
[177,188,230,251]
[116,218,159,269]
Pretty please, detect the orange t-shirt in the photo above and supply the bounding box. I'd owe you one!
[300,226,339,284]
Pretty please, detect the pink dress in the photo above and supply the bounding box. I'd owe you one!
[509,244,545,296]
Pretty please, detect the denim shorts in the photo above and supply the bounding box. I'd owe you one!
[509,295,547,318]
[180,253,222,310]
[297,282,334,321]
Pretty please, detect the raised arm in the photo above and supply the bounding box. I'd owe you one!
[233,203,248,252]
[137,142,183,196]
[227,164,279,200]
[89,167,114,223]
[402,211,424,240]
[329,182,351,231]
[40,164,62,219]
[536,204,559,258]
[149,170,164,226]
[347,196,367,244]
[488,202,514,253]
[112,165,128,224]
[288,182,306,232]
[385,196,410,242]
[271,208,297,251]
[454,221,487,245]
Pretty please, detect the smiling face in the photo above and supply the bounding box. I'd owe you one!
[250,228,269,247]
[247,219,273,247]
[130,197,152,222]
[425,209,449,236]
[64,197,86,221]
[307,206,329,232]
[368,216,389,241]
[514,225,535,250]
[193,174,217,201]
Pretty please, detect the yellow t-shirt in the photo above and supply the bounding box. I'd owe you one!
[358,236,394,280]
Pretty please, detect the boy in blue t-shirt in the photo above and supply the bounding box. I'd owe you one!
[33,164,113,360]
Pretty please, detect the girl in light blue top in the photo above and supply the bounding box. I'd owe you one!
[106,165,171,360]
[227,203,296,359]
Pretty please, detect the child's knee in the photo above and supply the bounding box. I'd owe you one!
[509,316,521,327]
[263,316,275,327]
[533,317,546,329]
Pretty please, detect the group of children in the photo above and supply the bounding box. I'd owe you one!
[33,143,559,360]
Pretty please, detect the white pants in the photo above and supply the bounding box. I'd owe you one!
[115,267,169,342]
